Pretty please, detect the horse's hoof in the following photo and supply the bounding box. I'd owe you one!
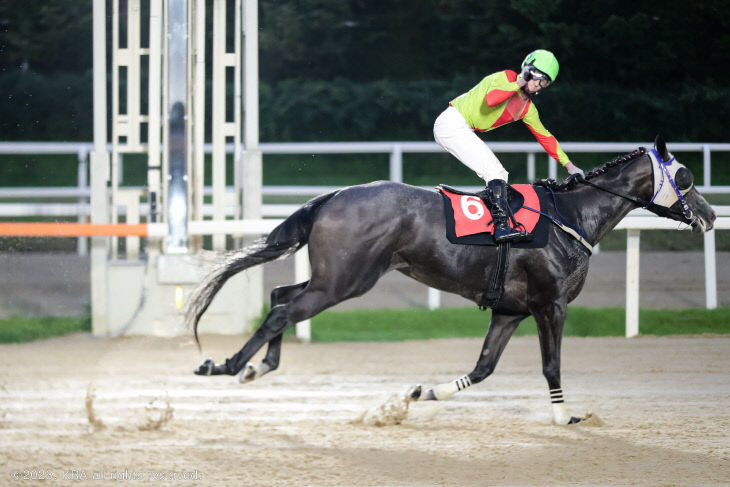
[568,416,582,424]
[422,388,437,401]
[239,363,257,383]
[406,384,422,401]
[194,357,215,376]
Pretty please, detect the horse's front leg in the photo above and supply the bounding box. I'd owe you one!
[532,299,583,425]
[411,312,526,401]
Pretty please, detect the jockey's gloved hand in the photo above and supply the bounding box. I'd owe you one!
[565,162,585,180]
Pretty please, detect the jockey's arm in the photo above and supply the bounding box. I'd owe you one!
[485,70,521,107]
[522,104,572,169]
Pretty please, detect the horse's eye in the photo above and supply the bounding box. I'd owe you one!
[675,167,694,190]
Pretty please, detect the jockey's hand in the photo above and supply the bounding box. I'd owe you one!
[565,162,585,180]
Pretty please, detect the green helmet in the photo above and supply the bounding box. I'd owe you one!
[521,49,559,82]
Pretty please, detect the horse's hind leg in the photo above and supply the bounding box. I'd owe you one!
[240,282,308,383]
[196,280,353,376]
[412,312,526,401]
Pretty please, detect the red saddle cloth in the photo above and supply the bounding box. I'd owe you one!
[440,184,541,237]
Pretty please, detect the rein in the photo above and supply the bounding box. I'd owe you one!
[528,147,693,253]
[577,150,691,221]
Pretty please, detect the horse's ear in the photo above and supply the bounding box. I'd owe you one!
[654,134,669,161]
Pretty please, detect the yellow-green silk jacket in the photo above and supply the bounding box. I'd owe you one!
[450,70,571,166]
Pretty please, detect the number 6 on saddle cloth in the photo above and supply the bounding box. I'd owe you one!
[439,184,550,248]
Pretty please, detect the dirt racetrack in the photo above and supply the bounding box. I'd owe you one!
[1,333,729,486]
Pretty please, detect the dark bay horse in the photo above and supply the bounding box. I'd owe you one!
[187,136,715,424]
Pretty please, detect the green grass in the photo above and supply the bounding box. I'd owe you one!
[307,306,730,342]
[0,316,90,343]
[2,306,728,344]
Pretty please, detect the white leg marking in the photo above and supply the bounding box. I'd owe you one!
[238,362,272,383]
[550,388,572,424]
[552,402,572,425]
[430,375,472,400]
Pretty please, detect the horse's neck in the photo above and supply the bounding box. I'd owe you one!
[557,158,652,245]
[567,188,637,244]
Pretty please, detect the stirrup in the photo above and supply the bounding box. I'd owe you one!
[504,214,533,243]
[493,224,529,243]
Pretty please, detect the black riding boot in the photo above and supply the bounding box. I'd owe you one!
[485,179,529,243]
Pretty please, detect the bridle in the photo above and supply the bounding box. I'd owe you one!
[577,148,694,223]
[646,148,694,221]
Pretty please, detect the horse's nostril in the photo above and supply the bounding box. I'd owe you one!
[712,212,717,221]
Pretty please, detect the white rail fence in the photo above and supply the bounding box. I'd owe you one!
[138,210,730,340]
[1,141,729,337]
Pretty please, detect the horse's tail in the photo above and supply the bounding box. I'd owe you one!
[187,190,338,346]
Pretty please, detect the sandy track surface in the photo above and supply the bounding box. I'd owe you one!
[1,334,728,486]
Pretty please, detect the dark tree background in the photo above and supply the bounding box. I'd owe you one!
[1,0,729,142]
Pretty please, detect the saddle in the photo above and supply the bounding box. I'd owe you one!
[438,184,548,249]
[438,183,550,310]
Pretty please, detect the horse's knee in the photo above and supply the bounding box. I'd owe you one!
[256,305,291,340]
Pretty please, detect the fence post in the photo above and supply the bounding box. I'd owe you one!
[295,246,311,342]
[704,229,717,309]
[427,287,441,310]
[390,143,403,183]
[77,147,89,256]
[527,152,535,182]
[703,144,711,187]
[548,155,557,180]
[625,229,640,338]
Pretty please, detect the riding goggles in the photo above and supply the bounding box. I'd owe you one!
[524,67,552,88]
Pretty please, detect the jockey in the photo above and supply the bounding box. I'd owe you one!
[434,49,584,243]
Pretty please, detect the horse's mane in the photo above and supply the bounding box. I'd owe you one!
[534,147,647,192]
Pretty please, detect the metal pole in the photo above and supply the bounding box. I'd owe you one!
[625,229,640,338]
[91,0,110,335]
[166,0,189,253]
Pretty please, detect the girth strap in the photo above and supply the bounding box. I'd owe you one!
[479,242,511,310]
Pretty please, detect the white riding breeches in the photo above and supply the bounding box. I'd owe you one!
[433,106,509,183]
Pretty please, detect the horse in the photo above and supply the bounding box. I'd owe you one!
[187,135,715,425]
